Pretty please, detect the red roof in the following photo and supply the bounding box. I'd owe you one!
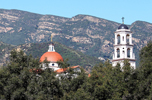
[88,74,91,77]
[40,52,63,62]
[55,66,80,73]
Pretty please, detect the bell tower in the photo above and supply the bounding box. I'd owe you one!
[112,18,136,69]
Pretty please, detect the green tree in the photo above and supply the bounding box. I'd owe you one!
[0,49,89,99]
[0,49,40,99]
[131,42,152,100]
[82,60,136,100]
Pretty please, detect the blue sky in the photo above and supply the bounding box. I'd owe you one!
[0,0,151,24]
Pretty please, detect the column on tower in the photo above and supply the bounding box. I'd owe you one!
[120,34,123,44]
[124,34,126,44]
[115,34,117,45]
[129,34,132,44]
[121,33,127,44]
[130,47,133,59]
[120,47,122,58]
[121,46,125,58]
[115,47,117,59]
[124,47,127,58]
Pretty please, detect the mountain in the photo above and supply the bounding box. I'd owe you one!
[0,9,152,66]
[0,42,15,65]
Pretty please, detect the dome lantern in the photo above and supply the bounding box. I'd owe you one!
[118,17,129,29]
[48,34,55,52]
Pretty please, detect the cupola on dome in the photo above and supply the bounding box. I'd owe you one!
[40,52,63,62]
[118,24,129,29]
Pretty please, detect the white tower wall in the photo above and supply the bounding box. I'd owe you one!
[112,25,136,69]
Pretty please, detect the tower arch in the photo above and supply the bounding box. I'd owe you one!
[127,48,130,58]
[117,48,120,58]
[126,34,130,44]
[117,34,120,44]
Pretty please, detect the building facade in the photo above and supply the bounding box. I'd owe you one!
[112,23,136,69]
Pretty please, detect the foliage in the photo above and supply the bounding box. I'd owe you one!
[1,42,152,99]
[0,49,88,99]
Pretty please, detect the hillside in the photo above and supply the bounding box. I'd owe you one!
[0,9,152,66]
[0,42,14,65]
[0,41,101,71]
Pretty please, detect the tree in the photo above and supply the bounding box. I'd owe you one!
[0,49,89,99]
[131,42,152,99]
[58,59,89,99]
[0,49,40,99]
[0,50,63,99]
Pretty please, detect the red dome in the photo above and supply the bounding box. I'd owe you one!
[40,52,63,62]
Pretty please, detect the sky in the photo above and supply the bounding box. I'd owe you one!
[0,0,152,25]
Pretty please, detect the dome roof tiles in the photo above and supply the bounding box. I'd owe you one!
[40,52,63,62]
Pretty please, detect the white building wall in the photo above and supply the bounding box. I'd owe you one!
[112,28,136,69]
[112,60,136,69]
[41,62,59,70]
[49,62,58,67]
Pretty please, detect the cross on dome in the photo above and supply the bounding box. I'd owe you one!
[48,34,55,52]
[122,17,124,24]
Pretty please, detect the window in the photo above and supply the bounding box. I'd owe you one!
[117,35,120,44]
[117,48,120,58]
[126,34,129,44]
[127,48,130,58]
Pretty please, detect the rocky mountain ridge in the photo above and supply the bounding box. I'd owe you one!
[0,9,152,66]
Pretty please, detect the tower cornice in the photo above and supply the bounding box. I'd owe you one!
[114,44,134,47]
[112,58,136,62]
[114,31,133,33]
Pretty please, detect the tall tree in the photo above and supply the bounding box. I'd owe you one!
[132,42,152,100]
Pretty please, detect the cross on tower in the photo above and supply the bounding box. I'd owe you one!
[122,17,124,24]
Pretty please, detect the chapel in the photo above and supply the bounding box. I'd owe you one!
[39,35,80,74]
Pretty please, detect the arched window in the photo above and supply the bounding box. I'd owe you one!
[117,48,120,58]
[126,34,129,44]
[117,34,120,44]
[127,48,130,58]
[123,36,124,41]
